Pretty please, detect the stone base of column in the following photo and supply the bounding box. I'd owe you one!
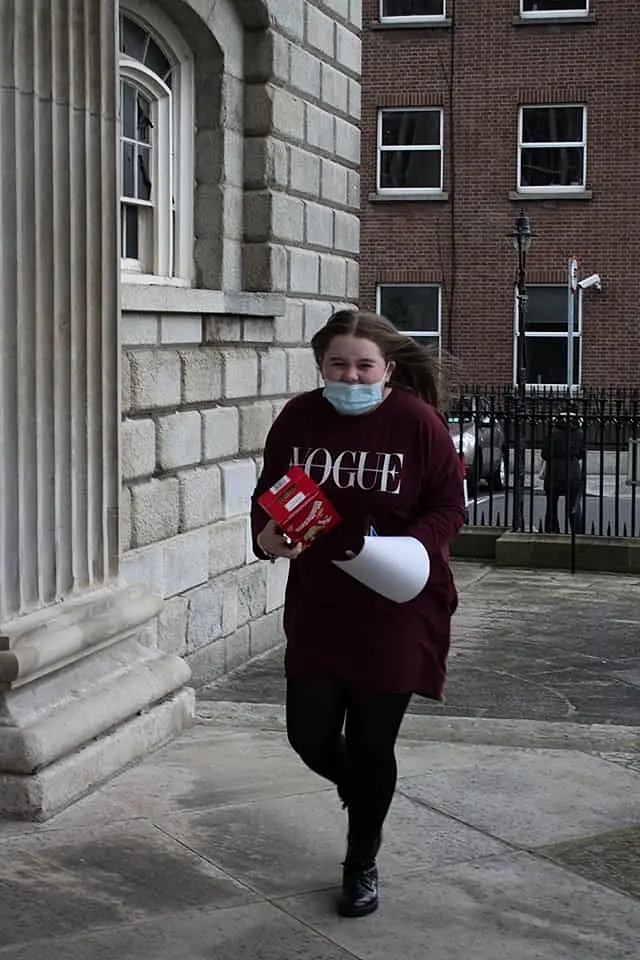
[0,585,195,821]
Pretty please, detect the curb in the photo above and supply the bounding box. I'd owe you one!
[197,701,640,754]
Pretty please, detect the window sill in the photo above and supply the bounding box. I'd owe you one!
[369,18,452,30]
[120,284,286,318]
[509,189,592,201]
[512,14,595,26]
[121,272,192,287]
[369,191,449,202]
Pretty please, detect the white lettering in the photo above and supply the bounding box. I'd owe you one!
[356,452,380,491]
[333,450,358,488]
[379,453,404,494]
[289,446,404,493]
[304,448,332,485]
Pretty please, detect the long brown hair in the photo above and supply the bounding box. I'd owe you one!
[311,310,443,408]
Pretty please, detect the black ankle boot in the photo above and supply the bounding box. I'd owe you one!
[337,836,381,918]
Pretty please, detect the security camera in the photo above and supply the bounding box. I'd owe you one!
[578,273,601,290]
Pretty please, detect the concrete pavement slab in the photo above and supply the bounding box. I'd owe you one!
[0,819,256,949]
[398,748,640,847]
[542,826,640,900]
[0,788,139,840]
[153,791,348,898]
[0,902,355,960]
[395,740,531,777]
[155,788,509,899]
[200,563,640,729]
[93,727,321,818]
[279,852,640,960]
[376,792,510,874]
[599,751,640,775]
[0,721,638,957]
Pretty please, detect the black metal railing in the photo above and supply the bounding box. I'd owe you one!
[448,387,640,539]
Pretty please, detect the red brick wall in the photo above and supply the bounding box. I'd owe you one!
[359,0,640,387]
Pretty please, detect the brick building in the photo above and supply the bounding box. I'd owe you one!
[0,0,360,818]
[359,0,640,388]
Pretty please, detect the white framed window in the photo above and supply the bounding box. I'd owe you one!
[518,105,586,193]
[120,62,172,275]
[521,1,588,18]
[119,3,194,283]
[514,285,581,388]
[377,284,441,354]
[377,109,443,194]
[380,1,446,23]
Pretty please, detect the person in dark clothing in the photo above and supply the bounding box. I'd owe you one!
[251,310,466,919]
[540,409,586,534]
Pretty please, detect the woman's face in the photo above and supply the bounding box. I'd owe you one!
[320,334,393,384]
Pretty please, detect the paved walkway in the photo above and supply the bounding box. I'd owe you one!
[1,563,639,959]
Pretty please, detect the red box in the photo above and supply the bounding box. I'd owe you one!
[258,466,341,548]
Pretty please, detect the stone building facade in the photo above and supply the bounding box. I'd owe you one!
[0,0,361,818]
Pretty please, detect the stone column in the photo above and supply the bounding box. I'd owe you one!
[0,0,193,820]
[0,0,119,618]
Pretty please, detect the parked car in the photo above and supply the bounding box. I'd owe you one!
[448,396,506,490]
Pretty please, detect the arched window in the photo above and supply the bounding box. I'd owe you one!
[119,4,194,282]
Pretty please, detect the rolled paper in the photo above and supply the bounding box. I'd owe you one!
[332,536,430,603]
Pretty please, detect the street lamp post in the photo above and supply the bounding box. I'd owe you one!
[509,209,534,532]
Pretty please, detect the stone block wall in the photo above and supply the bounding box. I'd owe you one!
[120,302,300,686]
[243,0,361,325]
[118,0,362,688]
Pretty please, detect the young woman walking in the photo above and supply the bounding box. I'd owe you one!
[251,310,466,917]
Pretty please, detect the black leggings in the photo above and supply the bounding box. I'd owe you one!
[286,675,411,854]
[544,482,583,534]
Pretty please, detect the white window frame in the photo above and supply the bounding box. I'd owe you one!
[119,0,194,285]
[377,283,442,356]
[513,284,582,390]
[520,1,588,19]
[517,104,587,195]
[120,61,173,276]
[377,108,444,196]
[380,1,447,24]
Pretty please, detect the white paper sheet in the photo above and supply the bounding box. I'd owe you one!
[332,536,430,603]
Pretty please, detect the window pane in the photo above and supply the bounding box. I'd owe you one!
[410,335,439,353]
[146,38,173,88]
[382,0,445,16]
[122,141,135,197]
[381,110,440,147]
[121,15,148,61]
[522,1,586,10]
[526,287,567,332]
[524,336,580,385]
[522,107,583,143]
[122,204,139,259]
[521,147,584,187]
[122,81,136,138]
[120,15,173,87]
[380,286,440,333]
[380,150,441,189]
[136,93,152,144]
[138,147,152,201]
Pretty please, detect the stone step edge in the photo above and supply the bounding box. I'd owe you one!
[197,700,640,754]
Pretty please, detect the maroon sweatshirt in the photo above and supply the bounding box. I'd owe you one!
[251,387,466,699]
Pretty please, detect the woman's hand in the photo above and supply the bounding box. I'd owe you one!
[257,518,303,560]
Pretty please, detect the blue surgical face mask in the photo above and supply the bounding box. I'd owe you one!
[323,369,389,416]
